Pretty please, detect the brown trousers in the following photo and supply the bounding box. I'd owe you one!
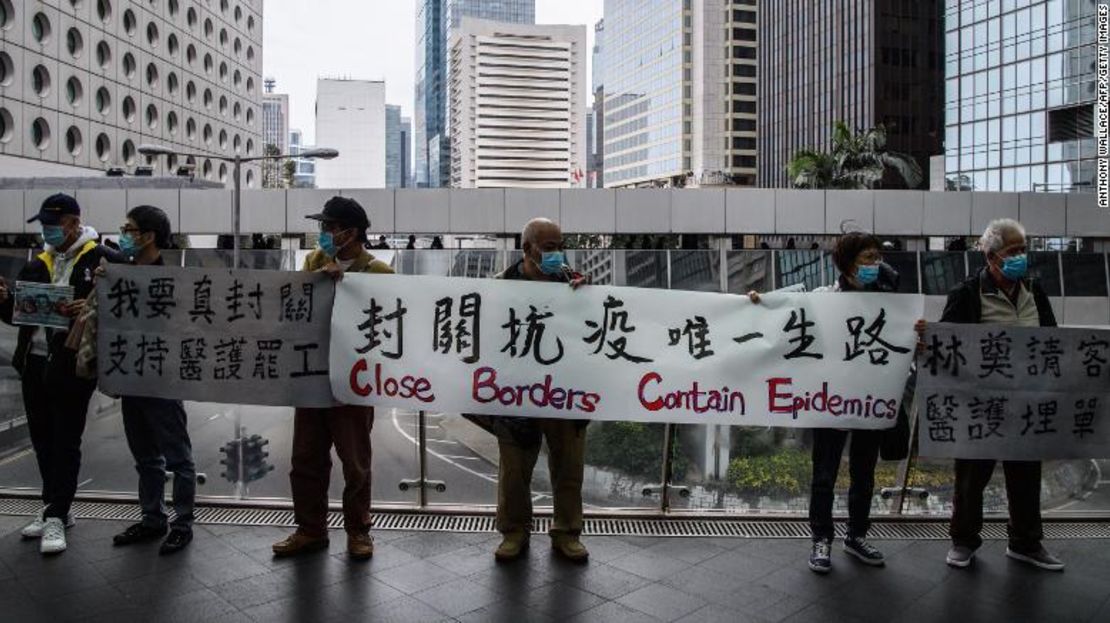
[496,419,585,538]
[290,406,374,537]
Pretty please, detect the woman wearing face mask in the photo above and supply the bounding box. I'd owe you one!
[748,232,896,574]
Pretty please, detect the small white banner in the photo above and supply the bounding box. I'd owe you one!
[916,323,1110,460]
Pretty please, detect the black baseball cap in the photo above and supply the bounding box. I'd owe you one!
[305,196,370,231]
[28,193,81,225]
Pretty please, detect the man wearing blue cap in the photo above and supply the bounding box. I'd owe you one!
[0,193,123,555]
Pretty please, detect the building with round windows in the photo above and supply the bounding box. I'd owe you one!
[0,0,263,187]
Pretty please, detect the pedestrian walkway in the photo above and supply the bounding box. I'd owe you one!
[0,514,1107,622]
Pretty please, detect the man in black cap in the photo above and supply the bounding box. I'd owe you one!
[0,193,123,555]
[272,196,393,560]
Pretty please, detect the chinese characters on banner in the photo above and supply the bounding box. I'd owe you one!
[330,274,923,428]
[916,324,1110,460]
[98,265,336,407]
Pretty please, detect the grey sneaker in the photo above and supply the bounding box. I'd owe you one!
[1006,546,1065,571]
[843,537,885,566]
[809,539,832,574]
[946,545,977,568]
[21,510,76,539]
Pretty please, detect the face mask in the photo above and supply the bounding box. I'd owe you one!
[856,263,880,285]
[118,233,144,257]
[538,251,566,276]
[319,231,339,257]
[42,225,67,248]
[1000,253,1028,281]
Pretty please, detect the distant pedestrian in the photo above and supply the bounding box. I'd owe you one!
[431,236,444,250]
[406,234,417,250]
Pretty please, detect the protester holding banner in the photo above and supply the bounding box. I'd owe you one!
[272,197,393,561]
[0,193,124,555]
[486,218,591,562]
[940,218,1064,571]
[108,206,198,556]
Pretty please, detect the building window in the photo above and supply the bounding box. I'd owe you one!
[96,133,111,162]
[0,107,13,144]
[0,51,10,86]
[66,28,83,59]
[96,0,111,23]
[96,40,111,68]
[95,87,110,116]
[65,126,82,157]
[31,64,50,96]
[122,139,136,165]
[31,117,50,150]
[65,76,82,107]
[123,9,136,36]
[122,95,136,123]
[32,12,52,43]
[147,21,159,46]
[1047,105,1094,142]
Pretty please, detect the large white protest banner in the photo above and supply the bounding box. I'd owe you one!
[916,323,1110,460]
[330,274,923,428]
[98,264,336,407]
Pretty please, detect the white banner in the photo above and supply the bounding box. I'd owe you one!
[330,274,923,428]
[917,323,1110,460]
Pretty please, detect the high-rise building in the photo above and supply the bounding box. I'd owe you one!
[943,1,1096,192]
[589,18,604,188]
[448,18,586,188]
[288,128,316,188]
[414,0,535,189]
[314,78,386,189]
[401,115,412,187]
[0,0,265,185]
[261,78,289,188]
[602,0,756,188]
[758,1,944,188]
[385,104,412,188]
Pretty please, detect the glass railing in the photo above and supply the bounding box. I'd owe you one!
[0,249,1106,518]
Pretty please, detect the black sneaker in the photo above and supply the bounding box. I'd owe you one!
[113,522,168,546]
[159,529,193,556]
[843,536,885,566]
[809,539,832,574]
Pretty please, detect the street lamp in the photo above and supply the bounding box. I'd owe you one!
[138,144,339,267]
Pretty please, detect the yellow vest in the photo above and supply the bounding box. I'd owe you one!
[37,240,98,282]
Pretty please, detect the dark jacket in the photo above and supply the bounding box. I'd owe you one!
[939,268,1057,327]
[463,258,588,445]
[0,240,124,374]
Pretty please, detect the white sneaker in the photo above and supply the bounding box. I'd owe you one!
[21,510,76,539]
[39,518,67,554]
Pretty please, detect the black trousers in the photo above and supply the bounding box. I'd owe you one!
[122,396,196,531]
[23,350,97,520]
[809,428,882,541]
[949,459,1043,553]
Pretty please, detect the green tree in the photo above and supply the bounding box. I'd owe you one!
[787,122,923,190]
[260,143,283,189]
[283,159,296,188]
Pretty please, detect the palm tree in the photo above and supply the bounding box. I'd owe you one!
[787,121,923,189]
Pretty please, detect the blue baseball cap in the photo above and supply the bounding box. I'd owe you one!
[28,193,81,226]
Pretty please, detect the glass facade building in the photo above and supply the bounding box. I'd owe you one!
[943,0,1097,192]
[414,0,535,188]
[759,1,944,188]
[602,0,685,187]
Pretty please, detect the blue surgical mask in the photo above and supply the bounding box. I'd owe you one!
[118,233,139,257]
[538,251,566,276]
[1001,253,1028,281]
[856,263,880,285]
[42,225,67,248]
[318,231,338,257]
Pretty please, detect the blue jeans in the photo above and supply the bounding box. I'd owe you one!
[121,396,196,531]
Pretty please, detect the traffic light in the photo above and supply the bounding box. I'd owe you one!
[241,434,274,483]
[218,439,242,483]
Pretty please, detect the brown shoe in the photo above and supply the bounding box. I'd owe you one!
[272,531,329,557]
[347,533,374,559]
[494,532,530,561]
[552,535,589,562]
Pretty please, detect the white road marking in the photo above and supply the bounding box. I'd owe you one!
[440,454,480,461]
[426,438,459,445]
[392,410,497,484]
[77,478,93,487]
[0,448,33,466]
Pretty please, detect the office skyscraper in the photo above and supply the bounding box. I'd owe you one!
[315,78,386,189]
[758,1,944,188]
[414,0,535,188]
[449,18,586,188]
[386,104,412,188]
[261,79,289,188]
[943,1,1096,192]
[602,0,756,188]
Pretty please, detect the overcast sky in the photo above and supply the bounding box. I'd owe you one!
[263,0,604,145]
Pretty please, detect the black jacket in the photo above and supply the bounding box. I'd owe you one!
[939,268,1057,327]
[1,241,125,374]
